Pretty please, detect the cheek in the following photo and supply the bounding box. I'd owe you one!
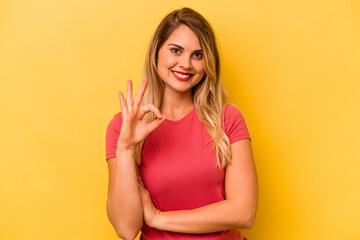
[158,51,176,69]
[193,61,205,75]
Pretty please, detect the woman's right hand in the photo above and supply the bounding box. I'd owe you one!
[117,77,166,151]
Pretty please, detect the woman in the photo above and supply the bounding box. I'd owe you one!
[105,7,258,240]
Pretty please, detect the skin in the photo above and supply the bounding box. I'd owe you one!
[106,78,167,240]
[157,24,205,119]
[138,139,258,233]
[108,23,258,237]
[137,24,259,233]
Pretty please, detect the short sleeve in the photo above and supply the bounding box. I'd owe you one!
[105,113,122,160]
[222,103,251,144]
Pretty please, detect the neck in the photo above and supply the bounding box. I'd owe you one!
[160,88,194,118]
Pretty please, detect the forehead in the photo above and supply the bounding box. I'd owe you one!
[164,24,201,50]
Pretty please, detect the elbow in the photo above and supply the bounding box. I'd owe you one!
[115,224,141,240]
[234,207,256,229]
[117,232,138,240]
[243,215,255,229]
[241,210,256,229]
[106,202,143,239]
[111,215,142,239]
[107,211,142,240]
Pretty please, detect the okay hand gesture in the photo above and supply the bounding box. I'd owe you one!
[117,78,166,151]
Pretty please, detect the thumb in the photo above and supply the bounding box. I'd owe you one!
[147,114,167,132]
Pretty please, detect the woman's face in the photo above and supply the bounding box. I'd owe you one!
[157,24,205,95]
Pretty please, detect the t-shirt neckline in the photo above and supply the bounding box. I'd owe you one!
[163,107,196,125]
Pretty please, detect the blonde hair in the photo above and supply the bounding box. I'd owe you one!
[135,7,232,169]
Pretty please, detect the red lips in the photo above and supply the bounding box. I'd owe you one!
[171,70,193,81]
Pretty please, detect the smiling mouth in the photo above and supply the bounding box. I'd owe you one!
[171,71,194,81]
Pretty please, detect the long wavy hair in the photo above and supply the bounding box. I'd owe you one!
[135,7,232,169]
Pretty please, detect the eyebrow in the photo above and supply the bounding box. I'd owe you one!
[168,44,202,52]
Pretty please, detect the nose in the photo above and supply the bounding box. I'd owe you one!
[179,54,192,70]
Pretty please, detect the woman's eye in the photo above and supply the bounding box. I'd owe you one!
[194,52,203,59]
[171,48,180,54]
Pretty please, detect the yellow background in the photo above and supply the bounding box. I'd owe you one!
[1,0,359,239]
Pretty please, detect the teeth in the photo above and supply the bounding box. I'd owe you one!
[173,71,191,78]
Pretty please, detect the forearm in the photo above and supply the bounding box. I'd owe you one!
[107,149,143,239]
[154,199,254,234]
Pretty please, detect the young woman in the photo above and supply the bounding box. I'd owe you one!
[105,7,258,240]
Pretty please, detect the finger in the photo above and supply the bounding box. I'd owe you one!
[138,185,146,201]
[137,176,145,188]
[118,91,128,114]
[143,188,150,196]
[126,79,133,109]
[139,104,163,119]
[133,77,148,108]
[138,183,150,198]
[138,182,144,192]
[138,183,149,199]
[146,114,167,132]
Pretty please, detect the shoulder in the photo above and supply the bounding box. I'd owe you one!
[222,103,246,123]
[105,112,123,160]
[107,112,122,131]
[222,103,251,143]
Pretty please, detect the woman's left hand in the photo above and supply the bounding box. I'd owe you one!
[138,177,163,228]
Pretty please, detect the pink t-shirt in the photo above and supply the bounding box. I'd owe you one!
[106,103,251,240]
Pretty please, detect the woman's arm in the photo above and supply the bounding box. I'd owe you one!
[106,149,143,240]
[106,78,166,239]
[139,138,258,234]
